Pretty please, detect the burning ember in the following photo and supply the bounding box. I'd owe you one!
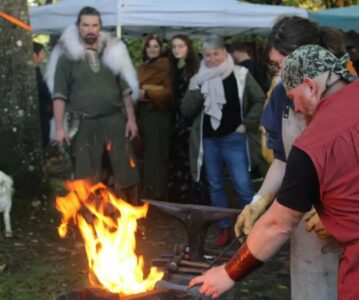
[55,180,164,295]
[129,157,136,169]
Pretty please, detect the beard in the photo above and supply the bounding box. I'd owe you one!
[83,34,98,45]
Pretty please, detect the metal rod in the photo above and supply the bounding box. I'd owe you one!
[207,236,242,269]
[176,267,204,274]
[179,260,209,269]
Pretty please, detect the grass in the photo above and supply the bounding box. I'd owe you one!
[0,178,89,300]
[0,177,290,300]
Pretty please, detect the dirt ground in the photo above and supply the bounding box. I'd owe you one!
[0,176,290,300]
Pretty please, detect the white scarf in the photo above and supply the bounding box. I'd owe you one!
[196,54,234,130]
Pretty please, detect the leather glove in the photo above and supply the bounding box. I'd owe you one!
[304,208,331,239]
[303,207,316,222]
[234,194,274,240]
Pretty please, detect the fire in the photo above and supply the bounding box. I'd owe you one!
[55,180,163,295]
[106,142,112,151]
[129,157,136,168]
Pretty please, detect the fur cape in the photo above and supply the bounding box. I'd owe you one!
[45,25,140,101]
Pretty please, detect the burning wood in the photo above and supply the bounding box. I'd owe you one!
[55,180,163,296]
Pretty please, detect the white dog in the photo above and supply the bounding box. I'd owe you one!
[0,171,13,237]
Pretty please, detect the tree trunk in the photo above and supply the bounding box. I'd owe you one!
[0,0,45,199]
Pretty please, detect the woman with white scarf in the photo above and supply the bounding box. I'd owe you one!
[181,35,265,246]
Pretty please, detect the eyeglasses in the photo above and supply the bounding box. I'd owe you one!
[267,60,282,75]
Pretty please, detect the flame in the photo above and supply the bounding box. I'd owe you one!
[129,157,136,168]
[106,142,112,152]
[55,180,163,295]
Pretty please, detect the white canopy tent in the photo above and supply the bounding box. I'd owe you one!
[29,0,308,37]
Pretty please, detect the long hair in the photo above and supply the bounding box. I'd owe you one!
[268,16,345,58]
[168,34,199,88]
[141,34,163,62]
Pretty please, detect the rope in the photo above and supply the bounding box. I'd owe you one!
[0,11,32,31]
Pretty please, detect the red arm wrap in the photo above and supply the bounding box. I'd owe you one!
[224,242,263,281]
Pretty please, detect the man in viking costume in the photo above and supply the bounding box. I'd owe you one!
[49,6,140,196]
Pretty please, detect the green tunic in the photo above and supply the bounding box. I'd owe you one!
[53,54,131,116]
[53,53,139,188]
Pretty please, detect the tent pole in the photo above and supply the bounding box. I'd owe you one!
[116,0,124,38]
[116,25,122,38]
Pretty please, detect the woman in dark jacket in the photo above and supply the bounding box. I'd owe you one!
[168,34,206,204]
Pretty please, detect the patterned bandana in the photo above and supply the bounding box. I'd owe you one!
[282,44,355,91]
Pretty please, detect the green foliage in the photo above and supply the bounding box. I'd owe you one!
[243,0,359,9]
[192,38,203,55]
[123,38,142,66]
[28,0,57,6]
[285,0,325,10]
[225,34,268,48]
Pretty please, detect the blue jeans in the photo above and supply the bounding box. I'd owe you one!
[203,131,254,229]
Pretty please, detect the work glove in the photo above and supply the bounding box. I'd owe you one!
[304,208,331,239]
[234,194,274,241]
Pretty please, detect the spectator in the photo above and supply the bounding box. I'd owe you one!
[228,41,272,95]
[228,42,256,75]
[33,41,52,149]
[137,34,172,200]
[167,34,207,204]
[181,35,265,246]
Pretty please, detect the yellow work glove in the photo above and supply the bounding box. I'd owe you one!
[304,208,331,239]
[234,194,274,240]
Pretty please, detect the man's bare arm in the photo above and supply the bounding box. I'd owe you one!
[247,200,304,261]
[123,94,138,140]
[53,98,68,145]
[189,201,303,298]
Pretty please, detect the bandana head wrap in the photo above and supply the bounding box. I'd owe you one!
[282,44,355,91]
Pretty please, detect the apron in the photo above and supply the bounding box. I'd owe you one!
[282,106,339,300]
